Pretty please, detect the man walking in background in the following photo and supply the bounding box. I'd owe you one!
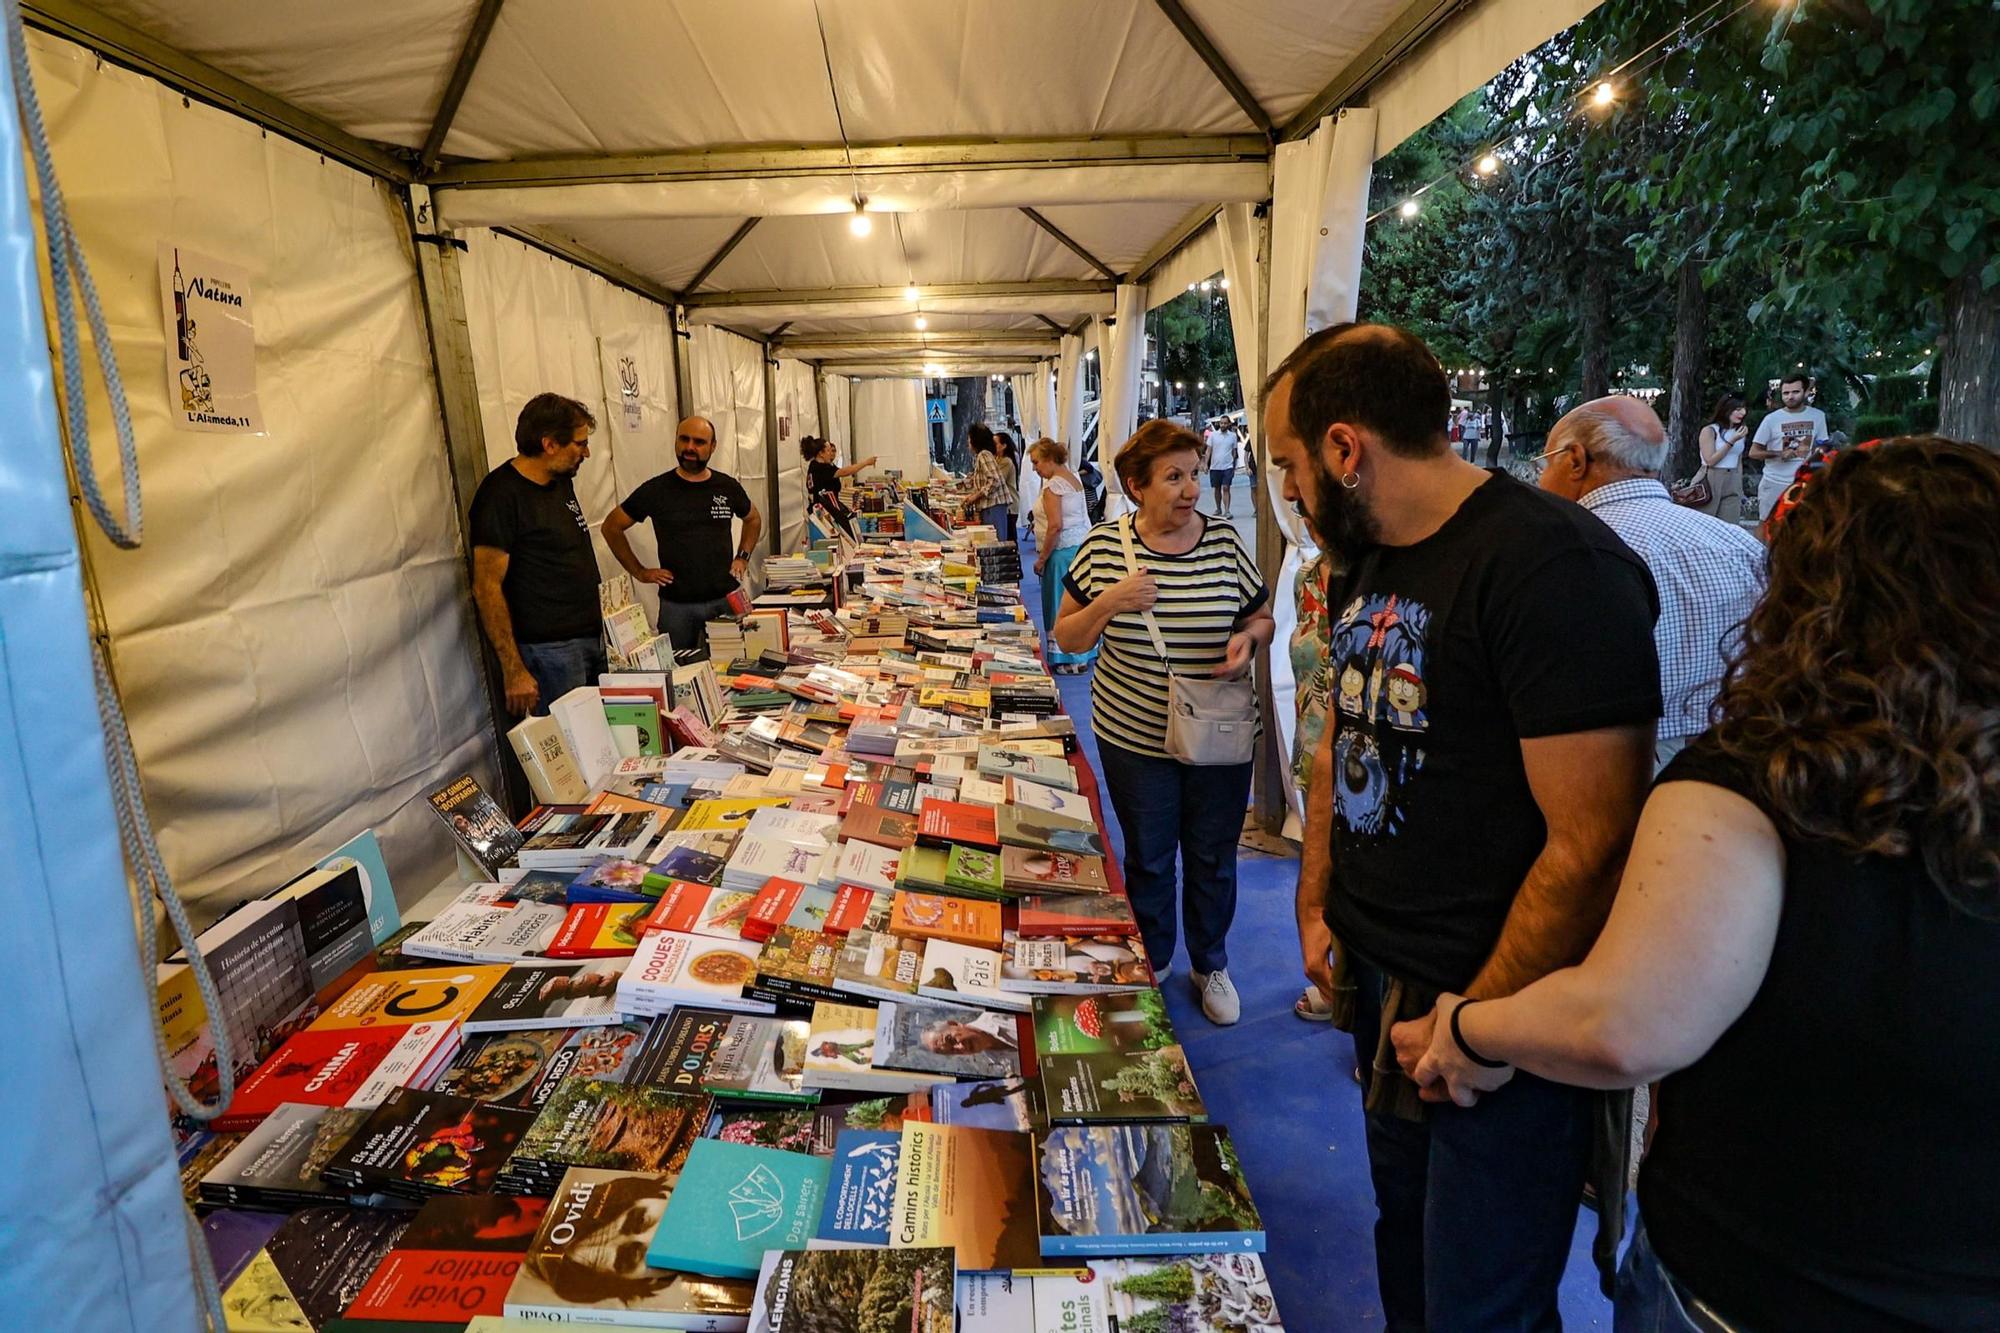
[602,415,762,654]
[1264,323,1660,1330]
[469,393,604,717]
[1749,373,1826,518]
[1205,416,1242,516]
[1537,397,1766,771]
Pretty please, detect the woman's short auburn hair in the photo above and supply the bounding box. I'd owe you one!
[1029,437,1068,465]
[1114,419,1204,499]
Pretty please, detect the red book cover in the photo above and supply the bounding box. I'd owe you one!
[344,1194,547,1322]
[741,879,807,944]
[916,798,999,850]
[840,781,878,816]
[664,706,714,750]
[215,1027,401,1131]
[826,884,876,935]
[1017,892,1140,937]
[544,903,646,958]
[840,801,920,849]
[640,879,715,936]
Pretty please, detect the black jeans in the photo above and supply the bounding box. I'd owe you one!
[1095,739,1250,973]
[1350,953,1594,1332]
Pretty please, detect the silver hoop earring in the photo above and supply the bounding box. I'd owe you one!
[1339,470,1361,491]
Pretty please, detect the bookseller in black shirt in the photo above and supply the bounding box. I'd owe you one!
[602,415,762,653]
[1266,324,1661,1331]
[468,393,604,716]
[1405,437,2000,1332]
[802,435,875,539]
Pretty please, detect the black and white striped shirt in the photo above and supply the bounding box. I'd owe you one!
[1063,516,1268,754]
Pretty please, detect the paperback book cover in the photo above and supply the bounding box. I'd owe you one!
[895,845,954,893]
[400,896,564,966]
[975,748,1077,791]
[1032,1255,1287,1333]
[199,1102,365,1209]
[1004,779,1095,825]
[617,932,772,1016]
[504,1168,756,1327]
[742,879,810,944]
[800,1001,949,1095]
[501,1079,708,1189]
[343,1194,547,1323]
[221,1206,411,1332]
[873,1000,1023,1081]
[890,1121,1040,1271]
[839,802,920,849]
[814,1128,902,1244]
[429,775,525,877]
[1005,851,1113,900]
[943,845,1006,899]
[930,1078,1048,1134]
[996,806,1105,858]
[703,1015,814,1103]
[316,828,402,946]
[323,1089,534,1199]
[646,1139,830,1278]
[641,879,756,939]
[214,1026,402,1132]
[628,1007,731,1096]
[915,799,999,850]
[1033,991,1206,1123]
[831,922,927,1005]
[311,964,508,1032]
[1016,890,1132,936]
[462,960,626,1033]
[681,796,792,830]
[750,926,844,1008]
[917,940,1027,1014]
[563,857,655,905]
[647,839,735,890]
[433,1028,578,1109]
[1034,1124,1265,1258]
[1001,934,1152,995]
[888,892,1003,950]
[747,1247,955,1333]
[831,839,903,895]
[824,884,876,936]
[265,864,373,1002]
[955,1272,1035,1333]
[544,903,648,958]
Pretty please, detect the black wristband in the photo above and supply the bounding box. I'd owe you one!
[1449,999,1509,1069]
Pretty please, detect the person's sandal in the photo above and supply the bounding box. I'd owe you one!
[1294,985,1336,1022]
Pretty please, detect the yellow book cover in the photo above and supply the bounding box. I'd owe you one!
[889,1121,1040,1271]
[917,687,991,710]
[679,797,791,831]
[308,964,507,1031]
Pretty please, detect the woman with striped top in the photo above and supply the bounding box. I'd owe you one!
[1054,420,1274,1025]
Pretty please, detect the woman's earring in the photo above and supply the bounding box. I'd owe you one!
[1339,470,1361,491]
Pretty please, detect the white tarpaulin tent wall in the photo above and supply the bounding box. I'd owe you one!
[773,356,819,548]
[0,2,1608,1321]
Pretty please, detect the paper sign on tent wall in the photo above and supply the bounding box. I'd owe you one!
[158,242,262,433]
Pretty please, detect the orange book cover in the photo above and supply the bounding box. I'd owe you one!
[309,964,507,1031]
[888,891,1004,951]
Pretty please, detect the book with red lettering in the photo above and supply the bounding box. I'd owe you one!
[214,1022,457,1132]
[741,879,808,945]
[825,884,876,936]
[343,1193,547,1323]
[1017,892,1138,938]
[916,798,999,850]
[640,879,740,937]
[543,902,648,959]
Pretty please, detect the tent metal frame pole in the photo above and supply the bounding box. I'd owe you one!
[1249,208,1287,836]
[493,225,679,306]
[813,364,831,447]
[775,333,1062,350]
[1018,208,1120,283]
[684,278,1115,310]
[21,0,413,181]
[671,305,694,423]
[679,217,762,299]
[1278,0,1471,141]
[761,349,783,557]
[1034,314,1067,333]
[1149,0,1274,137]
[403,183,523,813]
[1133,203,1226,285]
[417,0,506,171]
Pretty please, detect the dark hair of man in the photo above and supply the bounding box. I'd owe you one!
[967,422,996,454]
[1114,418,1205,499]
[514,392,596,457]
[1708,393,1746,428]
[1261,323,1450,458]
[1780,372,1809,391]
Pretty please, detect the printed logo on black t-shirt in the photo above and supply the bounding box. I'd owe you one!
[565,497,587,530]
[1329,592,1430,840]
[709,496,734,521]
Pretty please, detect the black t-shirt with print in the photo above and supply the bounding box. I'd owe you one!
[1321,472,1661,992]
[808,459,850,516]
[467,461,601,644]
[619,469,752,603]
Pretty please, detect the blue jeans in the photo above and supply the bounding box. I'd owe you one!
[1095,739,1250,973]
[659,595,735,655]
[1350,954,1593,1333]
[517,636,607,717]
[980,502,1011,535]
[1616,1221,1740,1333]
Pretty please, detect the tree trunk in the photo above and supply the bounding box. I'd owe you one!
[1665,257,1709,482]
[1939,271,2000,445]
[1578,255,1611,400]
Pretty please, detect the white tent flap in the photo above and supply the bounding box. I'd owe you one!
[851,378,932,479]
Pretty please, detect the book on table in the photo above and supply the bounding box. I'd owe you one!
[1005,849,1113,900]
[917,939,1028,1014]
[746,1246,955,1333]
[890,1119,1042,1271]
[1034,1123,1265,1258]
[1001,933,1153,996]
[495,1078,709,1195]
[543,901,648,957]
[343,1193,547,1324]
[616,932,773,1017]
[461,960,627,1033]
[645,1138,830,1279]
[872,998,1024,1081]
[800,1000,951,1095]
[1032,991,1207,1124]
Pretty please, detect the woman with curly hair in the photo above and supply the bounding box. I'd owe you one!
[1397,437,2000,1330]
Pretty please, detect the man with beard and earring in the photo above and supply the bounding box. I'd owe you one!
[602,415,763,654]
[470,392,605,717]
[1263,324,1661,1331]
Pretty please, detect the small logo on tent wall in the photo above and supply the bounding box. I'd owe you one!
[619,356,639,400]
[158,241,264,434]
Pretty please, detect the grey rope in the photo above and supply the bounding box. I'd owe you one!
[6,6,226,1326]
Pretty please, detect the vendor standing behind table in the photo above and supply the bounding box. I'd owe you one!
[469,392,604,718]
[601,415,763,654]
[803,435,875,539]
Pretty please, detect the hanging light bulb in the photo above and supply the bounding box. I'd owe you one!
[1399,199,1420,219]
[1200,280,1213,292]
[849,199,872,237]
[1187,281,1198,292]
[915,315,928,330]
[1219,277,1230,290]
[1476,152,1500,175]
[903,284,920,301]
[1592,81,1616,106]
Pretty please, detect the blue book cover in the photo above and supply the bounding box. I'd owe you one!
[931,1078,1045,1133]
[647,1138,828,1277]
[316,829,400,945]
[639,781,694,809]
[1034,1123,1264,1258]
[814,1129,901,1244]
[902,501,951,544]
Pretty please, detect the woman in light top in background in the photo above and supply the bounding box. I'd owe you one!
[995,432,1024,540]
[1028,437,1096,675]
[1054,419,1274,1028]
[1695,394,1748,520]
[965,423,1011,534]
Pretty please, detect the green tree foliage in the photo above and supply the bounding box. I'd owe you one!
[1147,288,1238,422]
[1114,1263,1197,1302]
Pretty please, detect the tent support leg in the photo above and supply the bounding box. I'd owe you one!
[671,303,693,424]
[404,183,523,813]
[813,364,831,447]
[762,349,783,558]
[1249,211,1288,838]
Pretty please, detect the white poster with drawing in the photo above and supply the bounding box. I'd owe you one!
[159,243,262,433]
[601,336,645,431]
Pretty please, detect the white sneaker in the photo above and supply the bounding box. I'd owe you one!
[1150,958,1173,984]
[1192,968,1240,1026]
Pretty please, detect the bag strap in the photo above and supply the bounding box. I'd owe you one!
[1116,514,1179,678]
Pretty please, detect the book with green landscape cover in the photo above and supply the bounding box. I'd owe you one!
[646,1138,830,1278]
[889,1121,1041,1271]
[1033,991,1206,1123]
[1034,1124,1265,1258]
[703,1014,815,1103]
[497,1079,708,1194]
[748,1247,955,1333]
[1029,1255,1287,1333]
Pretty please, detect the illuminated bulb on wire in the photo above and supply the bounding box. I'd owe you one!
[1219,277,1230,289]
[849,200,872,237]
[1476,153,1500,175]
[1593,81,1615,106]
[903,285,920,301]
[915,315,928,330]
[1399,199,1420,219]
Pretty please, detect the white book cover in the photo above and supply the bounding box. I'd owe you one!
[344,1021,458,1111]
[743,807,839,845]
[727,832,828,883]
[834,840,902,894]
[917,940,1028,1013]
[1005,780,1094,824]
[549,686,623,788]
[957,777,1008,807]
[399,900,518,964]
[506,714,591,804]
[959,1273,1039,1332]
[616,931,771,1014]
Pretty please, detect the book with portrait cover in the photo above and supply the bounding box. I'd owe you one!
[1034,1123,1264,1257]
[891,1121,1041,1272]
[873,999,1023,1081]
[646,1139,830,1279]
[503,1167,756,1328]
[462,960,627,1033]
[800,1001,950,1096]
[995,806,1105,858]
[343,1194,547,1323]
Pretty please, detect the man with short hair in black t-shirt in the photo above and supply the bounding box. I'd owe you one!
[1264,324,1661,1330]
[468,392,605,717]
[602,415,762,654]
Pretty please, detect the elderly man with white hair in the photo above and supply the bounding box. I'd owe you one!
[1537,397,1767,770]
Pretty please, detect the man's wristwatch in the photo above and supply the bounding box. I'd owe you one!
[732,550,750,563]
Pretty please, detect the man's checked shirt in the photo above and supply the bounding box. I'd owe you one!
[1581,478,1767,740]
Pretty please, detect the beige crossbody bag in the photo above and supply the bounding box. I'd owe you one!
[1117,515,1258,766]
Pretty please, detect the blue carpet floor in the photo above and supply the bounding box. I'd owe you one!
[1019,540,1612,1332]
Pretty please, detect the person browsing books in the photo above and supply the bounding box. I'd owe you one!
[1053,418,1275,1028]
[468,393,604,717]
[1266,323,1660,1329]
[602,416,763,653]
[1029,438,1097,675]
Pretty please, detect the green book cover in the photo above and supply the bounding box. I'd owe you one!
[601,701,664,756]
[944,843,1005,898]
[646,1139,829,1278]
[896,845,954,892]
